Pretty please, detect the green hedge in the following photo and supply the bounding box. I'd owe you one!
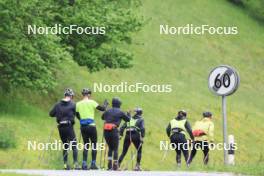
[0,124,16,149]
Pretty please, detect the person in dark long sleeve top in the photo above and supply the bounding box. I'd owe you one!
[49,88,79,170]
[118,108,145,171]
[49,99,76,124]
[101,97,130,170]
[166,110,193,167]
[101,108,130,126]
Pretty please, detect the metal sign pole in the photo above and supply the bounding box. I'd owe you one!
[222,95,228,165]
[209,65,239,165]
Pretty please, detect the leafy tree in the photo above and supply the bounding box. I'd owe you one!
[0,0,142,92]
[0,0,70,92]
[229,0,264,22]
[54,0,142,72]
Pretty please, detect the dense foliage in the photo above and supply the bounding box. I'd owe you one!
[0,123,16,149]
[229,0,264,22]
[0,0,142,92]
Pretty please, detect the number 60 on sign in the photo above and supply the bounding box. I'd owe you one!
[208,65,240,96]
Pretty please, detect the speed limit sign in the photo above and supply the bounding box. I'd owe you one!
[208,65,240,96]
[208,65,239,165]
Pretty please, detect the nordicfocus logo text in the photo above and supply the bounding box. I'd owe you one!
[93,82,172,93]
[27,24,105,35]
[27,140,106,151]
[160,24,238,35]
[160,141,238,151]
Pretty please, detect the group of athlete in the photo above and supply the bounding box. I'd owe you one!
[49,88,214,171]
[49,88,145,171]
[166,110,214,167]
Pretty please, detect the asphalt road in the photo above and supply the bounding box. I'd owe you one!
[0,170,236,176]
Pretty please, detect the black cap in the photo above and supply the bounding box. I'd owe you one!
[178,110,187,117]
[134,107,143,115]
[82,88,92,96]
[64,88,74,97]
[112,97,122,108]
[203,111,212,118]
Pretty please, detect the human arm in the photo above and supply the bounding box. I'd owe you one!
[101,111,106,120]
[121,111,131,122]
[76,112,81,120]
[119,122,127,136]
[138,119,145,138]
[185,120,194,140]
[96,99,109,111]
[49,103,57,117]
[75,102,80,120]
[166,123,171,137]
[96,105,106,111]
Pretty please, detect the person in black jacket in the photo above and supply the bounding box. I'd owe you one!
[101,97,130,170]
[118,107,145,171]
[166,110,194,167]
[49,88,79,170]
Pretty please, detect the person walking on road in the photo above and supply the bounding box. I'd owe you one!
[118,107,145,171]
[101,97,130,170]
[187,112,214,165]
[166,110,194,167]
[76,88,108,170]
[49,88,79,170]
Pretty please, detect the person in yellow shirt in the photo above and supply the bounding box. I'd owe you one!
[187,112,214,165]
[76,88,108,170]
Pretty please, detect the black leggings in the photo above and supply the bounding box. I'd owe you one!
[81,125,97,162]
[104,129,119,169]
[118,131,142,165]
[58,125,78,164]
[188,141,210,165]
[170,133,189,164]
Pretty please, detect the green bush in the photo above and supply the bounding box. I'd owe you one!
[229,0,264,22]
[0,124,16,149]
[0,0,143,92]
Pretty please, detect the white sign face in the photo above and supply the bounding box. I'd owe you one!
[208,65,240,96]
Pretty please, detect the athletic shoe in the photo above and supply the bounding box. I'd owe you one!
[74,162,81,170]
[82,162,88,170]
[112,161,119,171]
[134,164,142,171]
[177,163,181,168]
[63,164,70,170]
[89,163,99,170]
